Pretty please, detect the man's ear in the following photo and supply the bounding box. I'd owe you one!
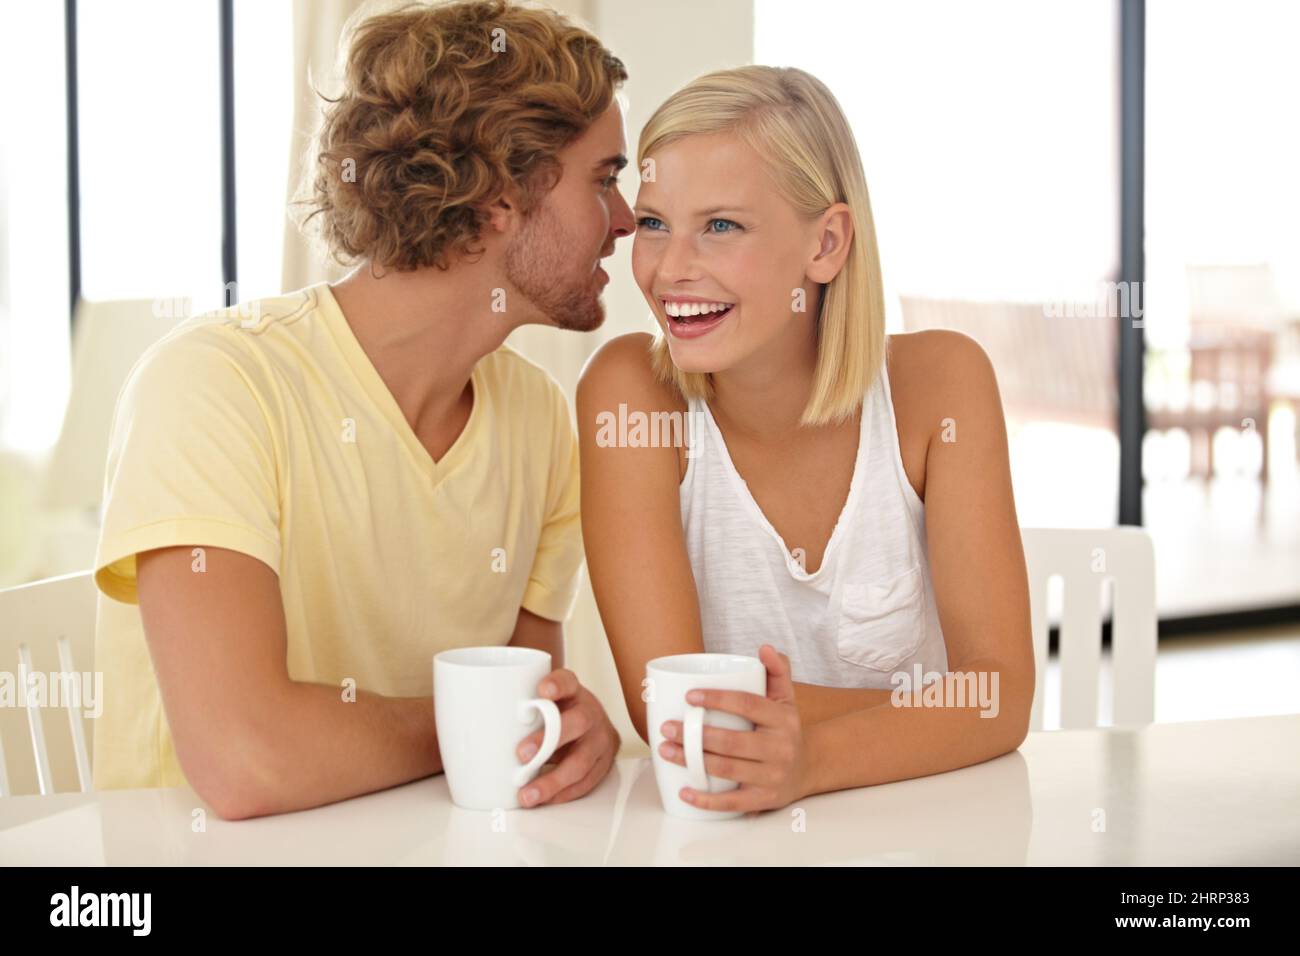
[806,202,854,284]
[484,188,521,235]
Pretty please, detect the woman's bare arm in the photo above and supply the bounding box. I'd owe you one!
[577,333,705,742]
[800,331,1036,794]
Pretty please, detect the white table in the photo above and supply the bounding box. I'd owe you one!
[2,714,1297,866]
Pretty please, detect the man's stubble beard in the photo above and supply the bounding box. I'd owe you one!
[503,203,606,333]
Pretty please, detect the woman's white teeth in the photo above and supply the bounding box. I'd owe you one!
[664,301,733,318]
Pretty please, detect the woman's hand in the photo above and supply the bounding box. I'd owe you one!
[656,644,813,813]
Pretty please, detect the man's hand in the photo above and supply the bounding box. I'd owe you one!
[514,668,619,807]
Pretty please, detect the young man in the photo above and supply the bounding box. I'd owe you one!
[91,0,635,819]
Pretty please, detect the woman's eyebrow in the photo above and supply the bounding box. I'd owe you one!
[633,205,750,218]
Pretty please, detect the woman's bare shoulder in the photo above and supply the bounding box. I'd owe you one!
[577,332,690,477]
[886,329,1000,503]
[579,333,684,409]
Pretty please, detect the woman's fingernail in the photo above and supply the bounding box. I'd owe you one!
[522,788,539,806]
[662,722,677,740]
[519,742,538,761]
[686,690,703,704]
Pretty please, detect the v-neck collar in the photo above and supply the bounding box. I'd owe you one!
[313,281,486,485]
[698,382,873,584]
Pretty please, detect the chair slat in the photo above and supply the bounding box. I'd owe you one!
[18,643,54,795]
[1021,528,1157,730]
[0,571,98,797]
[58,635,93,792]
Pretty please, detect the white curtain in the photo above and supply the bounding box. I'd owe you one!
[281,0,370,293]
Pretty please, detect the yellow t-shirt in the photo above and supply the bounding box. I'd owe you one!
[91,282,584,790]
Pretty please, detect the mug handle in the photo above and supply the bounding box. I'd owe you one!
[512,698,562,787]
[682,702,710,792]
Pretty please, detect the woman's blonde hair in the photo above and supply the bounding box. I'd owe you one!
[639,66,885,426]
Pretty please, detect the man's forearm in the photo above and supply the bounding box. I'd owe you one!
[231,683,441,818]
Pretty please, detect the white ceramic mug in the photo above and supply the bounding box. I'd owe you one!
[433,646,562,810]
[645,653,767,820]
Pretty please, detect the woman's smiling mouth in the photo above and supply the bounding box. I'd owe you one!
[662,297,735,339]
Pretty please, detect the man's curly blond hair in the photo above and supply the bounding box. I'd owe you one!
[296,0,627,272]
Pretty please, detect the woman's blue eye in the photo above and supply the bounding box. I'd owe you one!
[635,217,740,233]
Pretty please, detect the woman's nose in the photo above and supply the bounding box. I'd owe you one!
[656,234,702,284]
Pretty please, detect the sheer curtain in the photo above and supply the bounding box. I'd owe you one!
[280,0,368,293]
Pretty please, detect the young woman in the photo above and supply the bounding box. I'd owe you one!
[578,66,1035,814]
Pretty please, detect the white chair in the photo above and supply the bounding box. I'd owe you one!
[1021,527,1157,731]
[0,571,98,796]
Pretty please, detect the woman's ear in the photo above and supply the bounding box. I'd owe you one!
[806,202,854,284]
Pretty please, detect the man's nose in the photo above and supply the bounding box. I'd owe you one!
[609,186,635,239]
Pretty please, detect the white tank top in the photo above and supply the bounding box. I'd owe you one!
[679,342,949,688]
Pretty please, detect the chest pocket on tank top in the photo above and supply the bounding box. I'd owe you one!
[835,563,926,672]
